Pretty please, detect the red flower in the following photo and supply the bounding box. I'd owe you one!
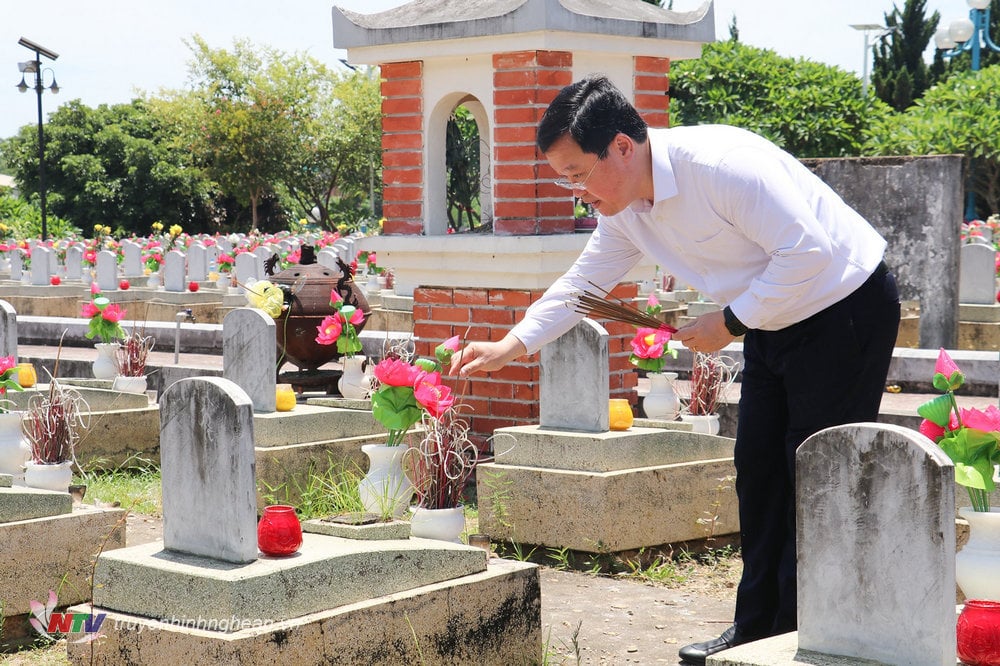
[315,315,343,346]
[373,358,421,387]
[81,302,100,318]
[962,405,1000,434]
[414,371,454,418]
[101,303,126,323]
[630,327,672,359]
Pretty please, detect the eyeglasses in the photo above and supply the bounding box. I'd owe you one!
[553,158,600,192]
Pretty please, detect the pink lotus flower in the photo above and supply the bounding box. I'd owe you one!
[414,371,454,418]
[315,315,343,346]
[346,308,365,326]
[0,356,15,375]
[101,303,126,323]
[630,327,671,360]
[435,335,461,365]
[81,302,100,318]
[329,290,344,307]
[962,405,1000,434]
[90,282,101,295]
[373,357,421,387]
[934,348,961,379]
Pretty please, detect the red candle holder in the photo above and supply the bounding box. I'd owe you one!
[958,599,1000,666]
[257,505,303,557]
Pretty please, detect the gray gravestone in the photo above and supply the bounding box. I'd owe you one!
[0,299,16,357]
[332,240,349,263]
[9,250,23,281]
[187,242,208,282]
[160,377,258,563]
[959,242,998,305]
[120,240,143,277]
[222,308,276,413]
[216,237,233,255]
[317,249,339,271]
[163,250,186,292]
[539,318,609,432]
[64,245,83,280]
[95,250,118,292]
[29,246,52,286]
[234,251,258,287]
[797,423,955,666]
[254,247,271,277]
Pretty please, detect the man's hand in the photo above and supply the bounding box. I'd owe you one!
[673,310,734,354]
[448,334,527,377]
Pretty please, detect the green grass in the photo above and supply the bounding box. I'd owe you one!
[74,456,161,515]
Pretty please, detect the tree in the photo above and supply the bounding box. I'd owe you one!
[669,41,891,158]
[872,0,940,111]
[0,99,216,236]
[446,106,481,232]
[863,64,1000,217]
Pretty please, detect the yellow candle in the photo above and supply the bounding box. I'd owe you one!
[275,384,296,412]
[16,362,37,388]
[608,398,633,431]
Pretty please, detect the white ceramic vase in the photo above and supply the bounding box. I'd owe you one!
[358,444,413,518]
[680,413,721,435]
[92,343,119,380]
[957,507,1000,601]
[410,506,466,543]
[0,411,31,475]
[112,375,148,394]
[338,355,371,400]
[24,460,73,493]
[643,372,681,421]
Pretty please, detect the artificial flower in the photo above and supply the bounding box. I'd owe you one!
[370,351,456,446]
[413,371,454,418]
[313,291,364,355]
[628,327,677,373]
[0,356,24,412]
[82,296,126,344]
[245,280,285,318]
[917,348,1000,511]
[434,335,461,366]
[645,293,662,316]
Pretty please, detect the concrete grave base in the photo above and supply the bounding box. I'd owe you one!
[67,558,540,666]
[0,505,126,646]
[707,631,902,665]
[477,426,739,553]
[93,534,489,627]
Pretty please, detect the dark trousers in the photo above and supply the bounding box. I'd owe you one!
[733,264,900,637]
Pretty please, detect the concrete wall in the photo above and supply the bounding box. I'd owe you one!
[803,154,964,349]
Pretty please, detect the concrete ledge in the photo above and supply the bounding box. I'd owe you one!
[708,632,891,665]
[303,516,410,540]
[960,303,1000,323]
[93,534,488,630]
[0,486,72,523]
[0,505,126,634]
[68,558,540,665]
[495,425,734,472]
[476,456,738,552]
[253,404,384,447]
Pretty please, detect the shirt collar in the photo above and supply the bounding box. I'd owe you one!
[649,127,677,204]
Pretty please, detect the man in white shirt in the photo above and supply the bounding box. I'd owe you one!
[450,75,900,664]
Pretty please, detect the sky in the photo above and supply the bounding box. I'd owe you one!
[0,0,981,141]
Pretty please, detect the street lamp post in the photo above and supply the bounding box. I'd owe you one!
[934,0,1000,220]
[15,37,59,242]
[850,23,897,98]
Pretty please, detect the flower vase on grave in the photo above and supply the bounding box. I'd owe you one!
[24,461,73,493]
[957,507,1000,602]
[642,372,681,421]
[0,412,31,476]
[679,413,721,435]
[257,505,302,556]
[338,355,371,400]
[409,506,466,543]
[92,343,119,380]
[358,444,413,518]
[957,599,1000,666]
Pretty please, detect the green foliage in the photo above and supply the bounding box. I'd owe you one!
[446,106,482,232]
[872,0,940,110]
[862,64,1000,217]
[0,189,78,239]
[76,456,162,516]
[669,41,891,158]
[0,99,217,237]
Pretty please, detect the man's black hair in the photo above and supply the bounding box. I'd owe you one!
[536,74,648,157]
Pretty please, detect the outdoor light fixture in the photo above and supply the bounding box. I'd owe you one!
[850,23,898,98]
[934,0,999,220]
[14,36,59,241]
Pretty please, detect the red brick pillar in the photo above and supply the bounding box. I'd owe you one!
[633,56,670,128]
[381,61,424,235]
[413,283,639,442]
[492,51,575,236]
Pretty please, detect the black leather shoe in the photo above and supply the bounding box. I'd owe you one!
[678,625,750,665]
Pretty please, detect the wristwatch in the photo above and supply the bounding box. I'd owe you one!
[723,306,748,337]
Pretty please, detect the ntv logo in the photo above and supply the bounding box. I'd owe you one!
[29,590,106,643]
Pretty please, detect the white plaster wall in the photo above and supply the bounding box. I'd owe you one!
[572,53,634,99]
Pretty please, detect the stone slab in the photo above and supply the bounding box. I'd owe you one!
[476,456,738,552]
[93,533,488,630]
[960,303,1000,323]
[306,396,372,411]
[494,425,734,473]
[0,473,11,487]
[67,558,540,665]
[4,384,150,412]
[303,516,410,540]
[253,404,384,447]
[707,632,892,665]
[0,486,72,523]
[0,506,126,621]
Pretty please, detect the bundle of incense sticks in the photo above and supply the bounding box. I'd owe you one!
[572,283,678,333]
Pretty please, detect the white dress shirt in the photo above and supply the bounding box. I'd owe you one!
[510,125,887,355]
